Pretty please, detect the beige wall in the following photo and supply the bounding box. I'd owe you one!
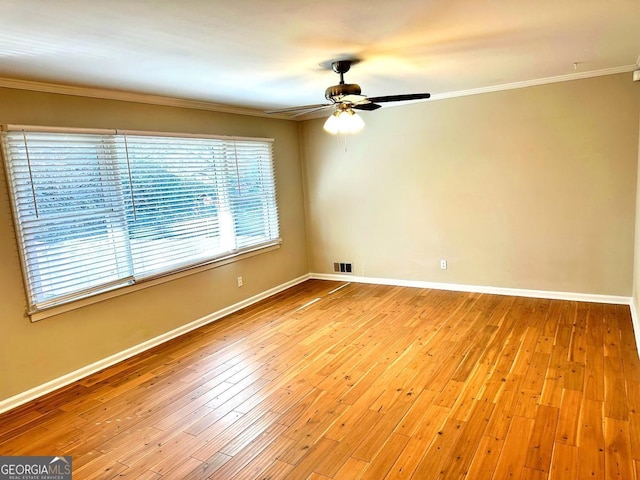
[2,73,640,404]
[0,88,309,401]
[301,74,640,296]
[633,105,640,341]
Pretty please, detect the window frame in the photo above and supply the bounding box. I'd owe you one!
[1,125,281,321]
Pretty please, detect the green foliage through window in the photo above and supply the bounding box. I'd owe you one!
[2,128,280,313]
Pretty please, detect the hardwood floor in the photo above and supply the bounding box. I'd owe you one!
[1,279,639,479]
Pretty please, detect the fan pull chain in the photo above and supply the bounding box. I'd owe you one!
[334,132,349,152]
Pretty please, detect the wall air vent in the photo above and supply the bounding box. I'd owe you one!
[334,262,353,274]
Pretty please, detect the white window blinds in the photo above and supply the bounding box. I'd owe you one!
[2,126,280,313]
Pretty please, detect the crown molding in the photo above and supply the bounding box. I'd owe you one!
[0,63,637,122]
[300,63,640,120]
[428,64,639,103]
[0,77,290,119]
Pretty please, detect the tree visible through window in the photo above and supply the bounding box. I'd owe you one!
[1,128,280,313]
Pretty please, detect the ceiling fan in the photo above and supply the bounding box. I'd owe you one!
[265,58,431,134]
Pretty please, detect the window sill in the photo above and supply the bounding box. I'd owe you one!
[29,242,281,322]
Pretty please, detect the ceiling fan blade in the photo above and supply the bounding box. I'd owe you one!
[289,105,334,118]
[264,103,332,114]
[353,103,382,111]
[366,93,431,103]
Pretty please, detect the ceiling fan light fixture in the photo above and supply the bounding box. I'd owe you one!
[323,108,365,135]
[265,59,431,132]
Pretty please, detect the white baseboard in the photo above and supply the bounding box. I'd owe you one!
[313,273,640,356]
[630,300,640,354]
[310,273,632,305]
[0,274,310,415]
[1,272,635,415]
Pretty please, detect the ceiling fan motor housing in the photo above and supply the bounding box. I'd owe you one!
[325,83,361,101]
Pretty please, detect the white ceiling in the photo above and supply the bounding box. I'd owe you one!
[0,0,639,116]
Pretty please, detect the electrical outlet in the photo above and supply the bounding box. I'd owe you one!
[237,276,243,287]
[440,260,447,270]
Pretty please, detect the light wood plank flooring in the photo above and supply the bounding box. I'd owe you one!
[1,280,639,479]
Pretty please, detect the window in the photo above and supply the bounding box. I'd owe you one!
[1,126,280,314]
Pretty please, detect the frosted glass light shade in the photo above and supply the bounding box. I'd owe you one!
[323,109,365,134]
